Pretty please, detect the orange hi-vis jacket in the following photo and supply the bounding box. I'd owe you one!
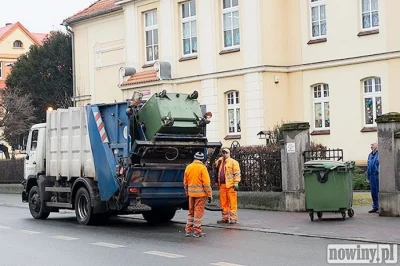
[184,160,212,198]
[215,157,241,188]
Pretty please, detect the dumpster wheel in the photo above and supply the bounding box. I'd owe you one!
[347,208,354,218]
[309,211,314,222]
[341,211,346,220]
[317,212,323,219]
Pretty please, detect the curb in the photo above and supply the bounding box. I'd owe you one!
[1,201,397,244]
[0,184,23,194]
[120,216,400,245]
[169,221,400,245]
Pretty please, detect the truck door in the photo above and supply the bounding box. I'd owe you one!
[24,129,39,179]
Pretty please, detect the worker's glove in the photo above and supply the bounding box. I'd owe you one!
[208,197,212,204]
[233,183,239,191]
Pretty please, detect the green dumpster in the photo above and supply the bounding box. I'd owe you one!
[303,160,355,221]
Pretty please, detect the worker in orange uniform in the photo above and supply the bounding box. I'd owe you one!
[214,147,241,224]
[184,151,212,238]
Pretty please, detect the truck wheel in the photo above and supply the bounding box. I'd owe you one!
[142,209,176,225]
[75,187,96,225]
[28,186,50,220]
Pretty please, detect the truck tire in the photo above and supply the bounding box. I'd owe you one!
[28,186,50,220]
[142,208,176,225]
[75,187,97,225]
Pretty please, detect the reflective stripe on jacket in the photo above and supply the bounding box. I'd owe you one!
[184,160,212,197]
[215,157,241,188]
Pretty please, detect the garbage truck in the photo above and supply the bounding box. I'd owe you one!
[21,90,222,225]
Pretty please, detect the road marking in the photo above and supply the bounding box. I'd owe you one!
[143,251,185,259]
[91,242,126,248]
[0,226,11,229]
[20,230,40,235]
[50,235,79,241]
[210,263,246,266]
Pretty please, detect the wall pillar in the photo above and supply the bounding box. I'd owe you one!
[281,121,310,211]
[376,112,400,217]
[202,79,218,142]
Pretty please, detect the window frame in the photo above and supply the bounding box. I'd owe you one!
[13,40,23,48]
[30,129,39,151]
[362,77,382,127]
[312,83,330,130]
[226,91,241,135]
[221,0,240,50]
[180,0,197,57]
[309,0,327,40]
[144,9,159,64]
[0,61,2,78]
[360,0,379,31]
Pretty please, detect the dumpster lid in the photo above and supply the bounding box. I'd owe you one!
[304,160,346,170]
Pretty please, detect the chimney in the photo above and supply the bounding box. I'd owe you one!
[5,23,12,27]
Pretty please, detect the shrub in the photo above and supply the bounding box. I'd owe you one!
[353,173,370,190]
[352,166,370,191]
[310,141,327,151]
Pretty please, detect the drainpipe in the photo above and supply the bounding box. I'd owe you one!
[62,22,76,107]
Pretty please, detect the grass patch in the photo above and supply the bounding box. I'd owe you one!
[353,192,372,207]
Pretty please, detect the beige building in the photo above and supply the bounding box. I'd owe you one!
[0,22,47,89]
[0,22,47,156]
[63,0,400,164]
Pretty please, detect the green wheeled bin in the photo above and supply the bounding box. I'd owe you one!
[303,160,355,221]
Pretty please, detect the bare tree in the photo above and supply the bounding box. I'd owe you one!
[0,88,36,152]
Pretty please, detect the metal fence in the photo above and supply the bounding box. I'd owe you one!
[0,158,25,184]
[210,148,283,192]
[303,148,344,162]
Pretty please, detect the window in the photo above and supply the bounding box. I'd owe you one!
[312,84,330,129]
[222,0,240,49]
[310,0,326,38]
[361,0,379,30]
[30,130,39,151]
[363,77,382,126]
[181,1,197,56]
[144,10,159,63]
[0,62,2,78]
[13,40,23,48]
[226,91,241,134]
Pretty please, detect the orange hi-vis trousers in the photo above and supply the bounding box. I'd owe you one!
[185,196,206,234]
[219,184,238,222]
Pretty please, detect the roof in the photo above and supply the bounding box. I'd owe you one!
[63,0,123,25]
[121,70,160,86]
[32,33,49,44]
[0,22,46,45]
[0,24,14,40]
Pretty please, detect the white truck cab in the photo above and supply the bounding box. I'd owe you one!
[24,123,46,179]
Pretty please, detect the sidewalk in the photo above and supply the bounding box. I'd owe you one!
[173,206,400,245]
[1,193,399,244]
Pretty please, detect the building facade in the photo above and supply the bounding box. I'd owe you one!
[63,0,400,164]
[0,22,47,155]
[0,22,47,89]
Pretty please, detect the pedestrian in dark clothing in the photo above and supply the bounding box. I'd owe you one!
[366,140,379,213]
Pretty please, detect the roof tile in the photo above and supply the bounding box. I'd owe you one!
[121,70,160,86]
[32,33,49,44]
[0,24,14,40]
[64,0,118,23]
[0,22,47,45]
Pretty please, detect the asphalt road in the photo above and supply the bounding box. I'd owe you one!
[0,205,385,266]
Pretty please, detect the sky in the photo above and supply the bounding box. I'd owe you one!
[1,0,97,33]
